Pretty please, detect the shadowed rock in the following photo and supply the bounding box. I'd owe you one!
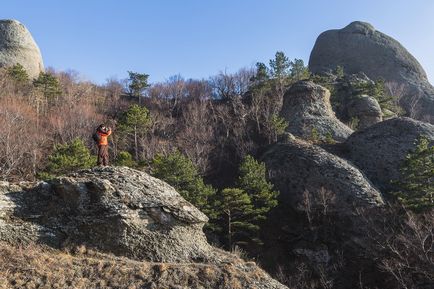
[262,139,384,214]
[344,117,434,191]
[0,19,44,79]
[309,21,434,123]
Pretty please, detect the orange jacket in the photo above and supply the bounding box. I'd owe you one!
[97,129,112,146]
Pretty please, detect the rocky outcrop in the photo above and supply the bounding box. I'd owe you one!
[262,139,384,214]
[347,95,382,129]
[309,21,434,123]
[280,81,353,142]
[0,167,287,288]
[0,19,44,79]
[344,117,434,190]
[0,167,211,262]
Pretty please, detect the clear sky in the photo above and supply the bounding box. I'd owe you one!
[1,0,434,84]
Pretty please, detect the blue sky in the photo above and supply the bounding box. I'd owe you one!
[1,0,434,84]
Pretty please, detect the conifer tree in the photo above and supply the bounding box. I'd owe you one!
[237,155,279,219]
[269,51,290,79]
[118,104,151,161]
[127,71,149,103]
[41,138,95,178]
[151,151,217,220]
[395,137,434,211]
[33,72,62,101]
[218,188,259,249]
[7,63,29,84]
[289,58,310,81]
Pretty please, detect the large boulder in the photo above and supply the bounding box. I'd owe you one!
[0,167,210,262]
[262,139,384,213]
[347,95,382,129]
[309,21,434,124]
[280,81,353,142]
[344,117,434,191]
[0,19,44,79]
[0,166,287,288]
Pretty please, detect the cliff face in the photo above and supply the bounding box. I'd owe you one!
[0,166,287,289]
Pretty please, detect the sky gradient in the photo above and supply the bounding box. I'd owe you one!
[1,0,434,84]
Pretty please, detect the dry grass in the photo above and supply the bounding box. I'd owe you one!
[0,242,272,289]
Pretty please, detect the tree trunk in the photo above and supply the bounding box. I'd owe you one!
[227,210,232,251]
[134,125,138,161]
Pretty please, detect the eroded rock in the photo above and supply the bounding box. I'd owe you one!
[0,166,287,288]
[347,95,382,129]
[0,19,44,78]
[280,81,353,142]
[344,117,434,191]
[309,21,434,123]
[262,139,384,214]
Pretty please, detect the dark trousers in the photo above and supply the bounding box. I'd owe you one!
[97,145,109,166]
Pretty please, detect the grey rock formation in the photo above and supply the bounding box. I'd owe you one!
[262,139,384,214]
[347,95,382,129]
[345,117,434,190]
[281,81,353,142]
[0,19,44,79]
[309,21,434,123]
[0,166,287,289]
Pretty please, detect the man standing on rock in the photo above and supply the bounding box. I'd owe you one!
[94,124,112,166]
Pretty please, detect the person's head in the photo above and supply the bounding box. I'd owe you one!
[98,124,107,132]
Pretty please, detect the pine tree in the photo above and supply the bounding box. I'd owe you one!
[267,114,288,143]
[395,137,434,211]
[40,138,95,179]
[33,72,62,101]
[218,188,259,249]
[151,151,217,220]
[7,63,29,84]
[290,58,310,81]
[251,62,269,84]
[115,151,137,167]
[237,155,279,219]
[118,104,151,161]
[127,71,149,103]
[269,51,290,79]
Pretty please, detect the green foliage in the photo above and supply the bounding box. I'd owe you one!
[118,104,151,133]
[151,151,217,218]
[269,51,290,79]
[394,137,434,211]
[217,188,259,249]
[251,62,269,84]
[289,59,310,81]
[118,104,152,160]
[309,73,335,94]
[41,138,96,178]
[33,72,62,100]
[310,127,320,143]
[352,78,400,114]
[115,151,137,167]
[335,65,344,79]
[237,155,279,218]
[268,114,288,141]
[349,116,360,130]
[7,64,29,84]
[325,131,336,144]
[127,71,150,98]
